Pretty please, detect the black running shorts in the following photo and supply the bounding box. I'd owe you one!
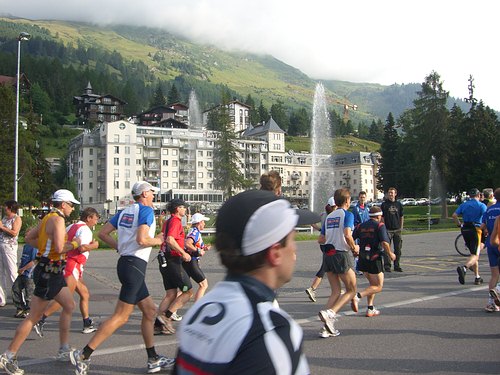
[182,259,206,284]
[33,263,67,300]
[159,256,192,292]
[117,256,149,304]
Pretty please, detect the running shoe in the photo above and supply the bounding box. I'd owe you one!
[171,312,183,322]
[394,267,403,272]
[484,303,500,313]
[147,355,175,374]
[33,321,45,338]
[474,277,483,285]
[319,326,340,338]
[306,287,317,302]
[70,349,90,375]
[56,347,73,362]
[14,310,27,319]
[318,309,337,335]
[0,353,24,375]
[457,266,466,285]
[489,288,500,307]
[82,319,98,334]
[157,314,176,334]
[366,308,381,317]
[350,294,360,313]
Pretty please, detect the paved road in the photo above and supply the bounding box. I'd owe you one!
[1,231,499,374]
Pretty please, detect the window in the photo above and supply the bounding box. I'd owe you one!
[114,134,120,143]
[114,169,119,178]
[89,148,93,155]
[125,170,130,178]
[136,170,142,178]
[198,161,203,167]
[163,171,169,178]
[125,181,130,189]
[172,171,178,178]
[137,148,142,154]
[162,149,169,155]
[89,171,93,178]
[114,146,120,154]
[207,162,213,168]
[173,160,178,167]
[172,150,178,156]
[125,158,130,166]
[89,182,93,189]
[125,146,130,154]
[163,160,169,166]
[114,158,119,166]
[163,182,169,189]
[198,183,204,189]
[198,172,203,178]
[89,160,93,166]
[136,159,142,165]
[198,151,203,157]
[114,181,119,189]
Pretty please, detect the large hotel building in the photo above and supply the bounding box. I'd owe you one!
[68,100,381,216]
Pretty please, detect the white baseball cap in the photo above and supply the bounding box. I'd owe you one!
[327,197,335,206]
[52,189,80,204]
[132,181,160,196]
[191,213,210,224]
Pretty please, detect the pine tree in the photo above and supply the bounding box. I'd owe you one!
[257,100,269,123]
[377,112,400,192]
[244,94,260,125]
[150,82,166,108]
[167,83,181,104]
[270,100,289,132]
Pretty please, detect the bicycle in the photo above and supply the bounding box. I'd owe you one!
[454,233,470,256]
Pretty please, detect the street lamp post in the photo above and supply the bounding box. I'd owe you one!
[14,32,31,201]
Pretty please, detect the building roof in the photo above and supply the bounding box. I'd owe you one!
[0,74,31,88]
[139,117,188,129]
[138,105,176,116]
[243,116,285,137]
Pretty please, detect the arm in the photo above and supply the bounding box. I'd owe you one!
[490,217,500,247]
[18,260,36,275]
[98,222,118,250]
[25,224,41,248]
[80,240,99,252]
[166,235,191,262]
[452,212,461,227]
[381,240,396,261]
[136,224,164,247]
[0,216,22,237]
[51,216,68,254]
[344,227,359,256]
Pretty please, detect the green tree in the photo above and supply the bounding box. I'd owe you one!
[244,94,260,125]
[270,100,289,132]
[213,91,247,197]
[377,112,401,192]
[0,84,15,202]
[150,82,166,108]
[167,83,181,104]
[257,100,269,123]
[368,119,384,143]
[289,107,310,136]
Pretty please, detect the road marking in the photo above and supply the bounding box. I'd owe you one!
[400,263,446,271]
[295,284,487,324]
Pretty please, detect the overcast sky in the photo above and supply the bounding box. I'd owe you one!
[2,0,498,109]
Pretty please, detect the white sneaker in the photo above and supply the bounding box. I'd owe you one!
[319,326,340,338]
[318,309,337,334]
[171,312,183,322]
[0,353,24,375]
[351,294,360,313]
[306,287,317,302]
[56,347,73,361]
[485,302,500,312]
[147,355,175,373]
[366,308,381,317]
[70,349,90,375]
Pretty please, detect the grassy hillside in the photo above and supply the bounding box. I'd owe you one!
[285,135,380,154]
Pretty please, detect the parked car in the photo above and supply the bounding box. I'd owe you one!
[430,197,442,205]
[400,198,417,206]
[416,198,429,206]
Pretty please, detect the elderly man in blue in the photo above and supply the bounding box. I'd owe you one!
[317,188,359,338]
[70,181,174,375]
[452,188,487,286]
[352,191,370,275]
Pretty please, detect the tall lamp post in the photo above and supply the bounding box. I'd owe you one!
[14,32,31,201]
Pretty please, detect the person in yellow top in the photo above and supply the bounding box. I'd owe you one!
[0,189,81,375]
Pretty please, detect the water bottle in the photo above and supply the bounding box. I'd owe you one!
[158,251,167,268]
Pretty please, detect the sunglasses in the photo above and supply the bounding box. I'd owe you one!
[65,201,75,208]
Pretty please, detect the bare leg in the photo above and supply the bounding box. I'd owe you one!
[359,272,384,306]
[76,280,91,319]
[86,300,134,350]
[330,269,357,313]
[324,272,341,311]
[194,279,208,302]
[137,296,157,348]
[43,276,77,318]
[53,286,76,347]
[8,296,50,353]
